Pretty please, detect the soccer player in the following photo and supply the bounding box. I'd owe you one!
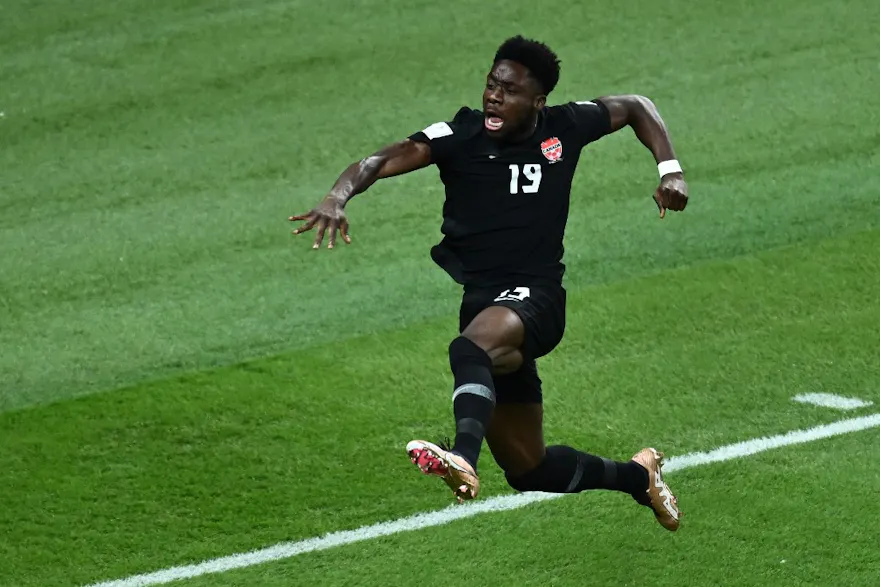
[290,36,687,531]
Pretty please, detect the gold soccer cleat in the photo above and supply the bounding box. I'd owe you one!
[406,439,480,502]
[631,447,681,531]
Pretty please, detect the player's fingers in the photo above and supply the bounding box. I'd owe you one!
[289,213,311,222]
[292,216,318,235]
[340,219,352,244]
[653,191,666,218]
[312,220,328,249]
[327,219,339,249]
[653,189,663,207]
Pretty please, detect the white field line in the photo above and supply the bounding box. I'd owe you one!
[792,393,873,411]
[86,413,880,587]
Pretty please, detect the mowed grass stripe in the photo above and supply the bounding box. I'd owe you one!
[175,428,880,587]
[3,0,879,410]
[1,230,877,586]
[86,413,880,587]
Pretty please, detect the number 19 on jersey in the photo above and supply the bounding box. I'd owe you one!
[509,164,542,194]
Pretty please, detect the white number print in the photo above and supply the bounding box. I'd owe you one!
[493,287,531,303]
[508,164,542,194]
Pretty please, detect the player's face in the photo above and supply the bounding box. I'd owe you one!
[483,60,546,140]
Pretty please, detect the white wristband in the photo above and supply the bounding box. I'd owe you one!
[658,160,683,178]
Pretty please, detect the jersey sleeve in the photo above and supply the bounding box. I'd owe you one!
[408,107,476,164]
[566,99,612,147]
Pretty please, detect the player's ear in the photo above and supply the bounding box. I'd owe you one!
[534,94,547,109]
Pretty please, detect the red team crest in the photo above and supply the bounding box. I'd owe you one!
[541,137,563,163]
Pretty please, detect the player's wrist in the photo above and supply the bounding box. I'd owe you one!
[325,193,348,208]
[657,159,682,178]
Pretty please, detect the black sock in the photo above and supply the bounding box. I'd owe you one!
[447,337,495,469]
[506,445,649,502]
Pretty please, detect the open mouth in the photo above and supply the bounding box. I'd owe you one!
[485,116,504,131]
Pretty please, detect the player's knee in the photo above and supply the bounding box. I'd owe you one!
[448,336,492,372]
[455,334,522,374]
[504,460,547,492]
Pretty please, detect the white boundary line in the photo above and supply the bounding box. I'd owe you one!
[86,413,880,587]
[792,393,873,410]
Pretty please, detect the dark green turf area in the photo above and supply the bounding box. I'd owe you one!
[1,0,879,585]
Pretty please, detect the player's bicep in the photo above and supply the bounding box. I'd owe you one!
[597,95,650,133]
[374,139,432,179]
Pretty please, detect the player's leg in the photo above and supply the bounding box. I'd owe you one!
[488,363,649,494]
[446,304,525,466]
[485,303,681,531]
[489,399,680,531]
[406,292,526,501]
[494,406,651,496]
[485,401,545,477]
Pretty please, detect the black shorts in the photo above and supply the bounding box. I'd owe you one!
[458,283,566,404]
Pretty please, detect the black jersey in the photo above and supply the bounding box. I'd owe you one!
[409,100,611,287]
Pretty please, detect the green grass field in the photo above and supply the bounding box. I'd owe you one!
[2,0,879,585]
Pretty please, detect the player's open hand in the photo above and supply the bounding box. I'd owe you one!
[289,197,351,249]
[653,175,689,219]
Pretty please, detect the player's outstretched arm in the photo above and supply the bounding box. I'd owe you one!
[600,95,688,218]
[290,139,431,249]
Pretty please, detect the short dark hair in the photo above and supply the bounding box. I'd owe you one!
[493,35,561,95]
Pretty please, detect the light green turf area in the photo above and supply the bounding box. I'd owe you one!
[178,429,880,587]
[3,233,878,586]
[1,0,879,585]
